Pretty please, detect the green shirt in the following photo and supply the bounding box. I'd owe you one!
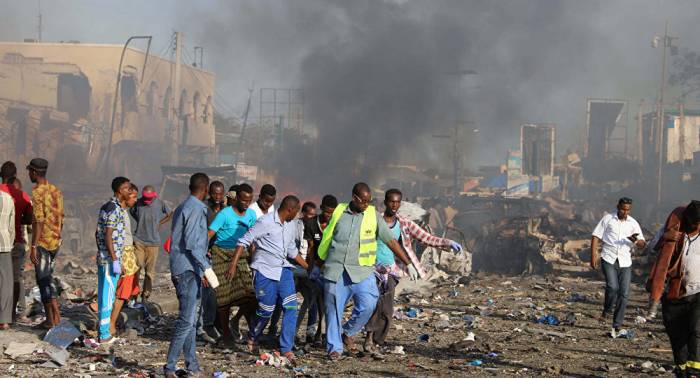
[322,207,395,283]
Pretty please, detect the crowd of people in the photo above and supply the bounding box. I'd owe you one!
[3,157,700,377]
[82,170,463,376]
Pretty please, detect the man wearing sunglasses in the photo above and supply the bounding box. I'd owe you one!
[591,197,646,337]
[316,182,411,360]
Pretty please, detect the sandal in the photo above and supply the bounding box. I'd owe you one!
[282,351,296,366]
[342,333,358,354]
[328,351,343,361]
[247,339,260,355]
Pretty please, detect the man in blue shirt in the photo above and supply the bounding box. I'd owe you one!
[227,195,308,362]
[164,173,212,378]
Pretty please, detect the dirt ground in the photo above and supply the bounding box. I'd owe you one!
[0,265,677,377]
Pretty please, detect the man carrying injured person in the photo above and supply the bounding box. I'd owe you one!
[317,182,411,360]
[364,188,462,354]
[226,195,308,363]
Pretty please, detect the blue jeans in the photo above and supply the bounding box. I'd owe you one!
[602,259,631,329]
[36,247,59,302]
[324,270,379,354]
[249,268,298,353]
[97,263,119,340]
[165,271,202,374]
[196,285,217,334]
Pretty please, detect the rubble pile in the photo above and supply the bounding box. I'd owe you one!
[471,213,592,275]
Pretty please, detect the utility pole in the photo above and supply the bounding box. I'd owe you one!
[637,99,644,164]
[37,0,42,42]
[234,87,254,183]
[433,120,473,196]
[173,32,182,165]
[654,21,678,207]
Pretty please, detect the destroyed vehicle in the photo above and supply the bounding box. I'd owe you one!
[159,165,237,207]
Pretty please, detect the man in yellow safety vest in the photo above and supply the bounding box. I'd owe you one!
[316,182,411,360]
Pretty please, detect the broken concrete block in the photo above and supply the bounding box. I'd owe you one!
[43,345,70,366]
[39,360,63,369]
[4,342,37,359]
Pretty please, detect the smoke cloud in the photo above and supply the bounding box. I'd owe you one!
[3,0,700,196]
[183,0,700,193]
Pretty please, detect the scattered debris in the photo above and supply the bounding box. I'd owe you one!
[536,314,560,326]
[255,352,291,368]
[43,320,82,349]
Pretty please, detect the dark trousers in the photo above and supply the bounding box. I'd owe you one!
[601,259,630,329]
[365,274,398,345]
[663,293,700,376]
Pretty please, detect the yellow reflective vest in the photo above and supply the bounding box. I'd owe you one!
[317,203,378,266]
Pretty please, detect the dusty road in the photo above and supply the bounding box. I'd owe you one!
[0,267,676,377]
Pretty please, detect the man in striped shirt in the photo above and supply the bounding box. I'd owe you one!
[364,189,462,354]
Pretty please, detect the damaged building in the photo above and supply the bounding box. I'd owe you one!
[0,40,215,185]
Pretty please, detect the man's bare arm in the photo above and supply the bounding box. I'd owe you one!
[387,239,410,265]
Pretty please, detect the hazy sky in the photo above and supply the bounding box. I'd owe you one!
[2,0,700,169]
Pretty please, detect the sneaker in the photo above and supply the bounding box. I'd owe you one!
[609,327,618,338]
[127,300,143,309]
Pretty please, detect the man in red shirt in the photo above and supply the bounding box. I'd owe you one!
[0,161,33,323]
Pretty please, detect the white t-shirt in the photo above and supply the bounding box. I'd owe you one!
[249,202,274,220]
[592,212,644,268]
[682,234,700,297]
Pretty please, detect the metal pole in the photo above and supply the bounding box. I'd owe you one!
[103,35,152,176]
[656,21,668,206]
[453,121,459,195]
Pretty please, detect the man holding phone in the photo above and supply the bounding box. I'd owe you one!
[591,197,646,337]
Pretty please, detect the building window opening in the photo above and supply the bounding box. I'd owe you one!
[162,86,172,118]
[193,91,201,123]
[178,89,188,120]
[120,75,138,113]
[146,81,158,115]
[57,73,91,119]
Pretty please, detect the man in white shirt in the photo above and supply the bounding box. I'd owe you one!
[0,190,15,329]
[249,184,276,220]
[591,197,646,335]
